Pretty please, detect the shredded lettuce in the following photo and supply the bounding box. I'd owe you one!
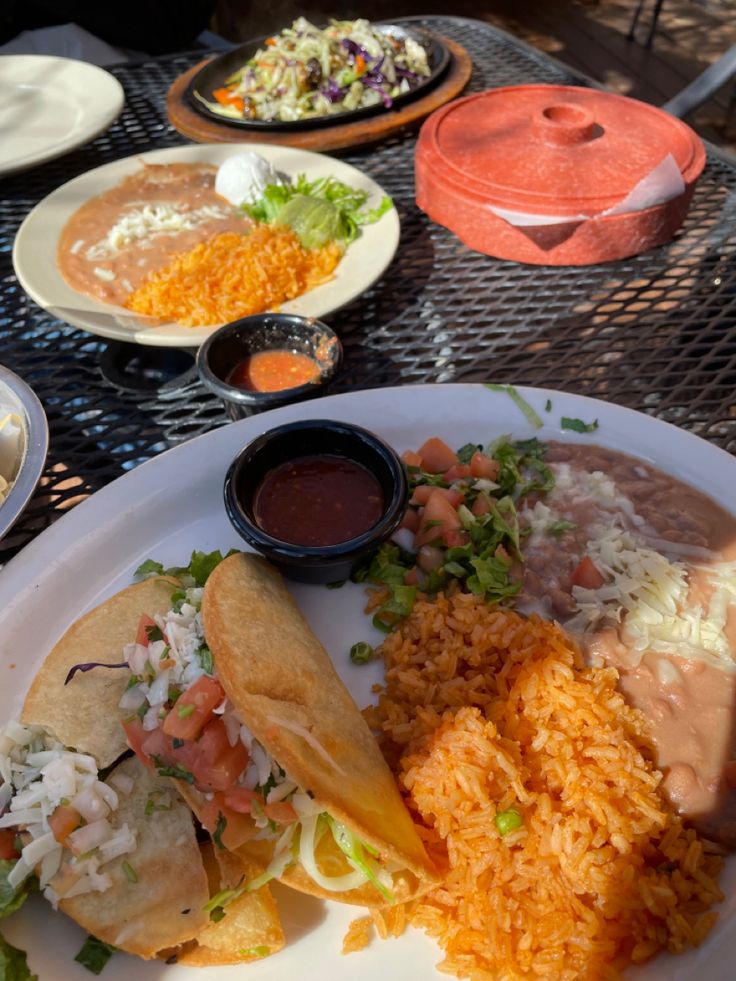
[74,936,116,976]
[134,549,239,588]
[485,383,543,429]
[244,174,392,246]
[0,863,34,921]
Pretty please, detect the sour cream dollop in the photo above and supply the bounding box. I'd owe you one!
[215,152,284,207]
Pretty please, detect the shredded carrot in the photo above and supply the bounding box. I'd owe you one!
[125,226,342,327]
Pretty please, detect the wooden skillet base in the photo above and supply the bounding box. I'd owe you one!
[166,37,472,152]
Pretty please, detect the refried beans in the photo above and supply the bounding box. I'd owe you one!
[516,442,736,847]
[57,163,251,306]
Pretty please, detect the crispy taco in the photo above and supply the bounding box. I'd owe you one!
[112,551,438,906]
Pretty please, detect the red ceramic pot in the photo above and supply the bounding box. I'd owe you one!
[414,85,706,266]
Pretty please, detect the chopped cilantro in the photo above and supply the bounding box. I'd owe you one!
[133,559,164,579]
[144,793,171,816]
[74,936,116,975]
[456,442,481,465]
[213,812,227,851]
[145,624,163,643]
[486,383,543,429]
[560,416,599,433]
[150,756,194,784]
[121,861,138,884]
[545,399,552,412]
[548,520,577,538]
[326,579,345,589]
[199,646,214,675]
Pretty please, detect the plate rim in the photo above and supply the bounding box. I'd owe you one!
[1,382,735,980]
[12,142,400,348]
[0,54,124,176]
[0,364,48,542]
[185,22,451,132]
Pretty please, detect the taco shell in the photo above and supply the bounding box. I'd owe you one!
[22,577,177,768]
[200,553,438,904]
[164,845,285,966]
[58,755,209,958]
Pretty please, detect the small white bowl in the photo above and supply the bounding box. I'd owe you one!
[0,366,48,541]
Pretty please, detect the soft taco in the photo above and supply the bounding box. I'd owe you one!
[57,550,438,907]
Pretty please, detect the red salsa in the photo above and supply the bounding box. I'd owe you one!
[227,350,320,393]
[254,455,384,547]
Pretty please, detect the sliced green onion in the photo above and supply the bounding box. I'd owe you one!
[349,642,375,665]
[177,703,195,719]
[121,861,138,883]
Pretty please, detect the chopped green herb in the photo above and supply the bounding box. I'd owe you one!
[456,442,481,465]
[177,703,195,719]
[560,416,599,434]
[349,642,375,665]
[144,793,171,816]
[150,756,194,784]
[199,646,214,675]
[548,519,577,538]
[326,579,346,589]
[326,817,395,903]
[133,559,165,579]
[203,881,247,916]
[371,584,416,633]
[495,807,523,836]
[145,624,164,643]
[121,861,138,884]
[213,812,227,851]
[172,738,185,749]
[209,907,226,923]
[545,399,552,412]
[74,936,116,975]
[486,384,543,429]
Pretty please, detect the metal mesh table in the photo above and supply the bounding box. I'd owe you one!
[1,16,735,563]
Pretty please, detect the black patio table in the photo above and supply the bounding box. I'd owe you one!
[1,14,735,565]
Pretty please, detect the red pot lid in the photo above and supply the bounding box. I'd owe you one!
[419,85,705,217]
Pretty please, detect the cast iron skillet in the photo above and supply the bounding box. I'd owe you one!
[186,23,451,131]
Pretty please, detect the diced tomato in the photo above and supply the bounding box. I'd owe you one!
[402,450,423,468]
[135,614,159,647]
[162,676,224,741]
[417,437,459,474]
[411,485,464,508]
[263,800,299,825]
[399,508,420,533]
[472,493,492,517]
[443,464,472,483]
[223,786,259,814]
[414,490,462,548]
[200,794,257,850]
[123,717,152,761]
[443,528,470,548]
[470,451,501,480]
[404,566,420,586]
[571,556,605,590]
[48,805,82,844]
[0,830,17,859]
[189,719,250,792]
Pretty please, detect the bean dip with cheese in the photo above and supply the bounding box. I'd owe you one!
[517,442,736,846]
[57,163,251,306]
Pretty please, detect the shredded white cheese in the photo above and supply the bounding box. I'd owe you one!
[85,203,232,260]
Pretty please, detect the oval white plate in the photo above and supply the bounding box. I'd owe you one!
[0,55,124,176]
[12,143,400,347]
[0,384,734,980]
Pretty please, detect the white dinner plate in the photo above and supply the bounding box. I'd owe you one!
[0,383,734,980]
[12,143,400,347]
[0,55,124,176]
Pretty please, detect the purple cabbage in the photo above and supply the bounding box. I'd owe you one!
[320,78,346,103]
[65,661,129,685]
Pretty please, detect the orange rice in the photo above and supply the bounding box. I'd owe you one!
[362,592,724,980]
[125,225,342,326]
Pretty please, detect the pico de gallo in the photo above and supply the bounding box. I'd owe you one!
[352,434,559,632]
[122,551,396,905]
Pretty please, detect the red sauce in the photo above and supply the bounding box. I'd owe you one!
[227,350,320,393]
[254,455,384,546]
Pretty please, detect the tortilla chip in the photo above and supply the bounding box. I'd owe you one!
[22,577,177,768]
[201,553,438,904]
[59,756,209,958]
[164,845,285,966]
